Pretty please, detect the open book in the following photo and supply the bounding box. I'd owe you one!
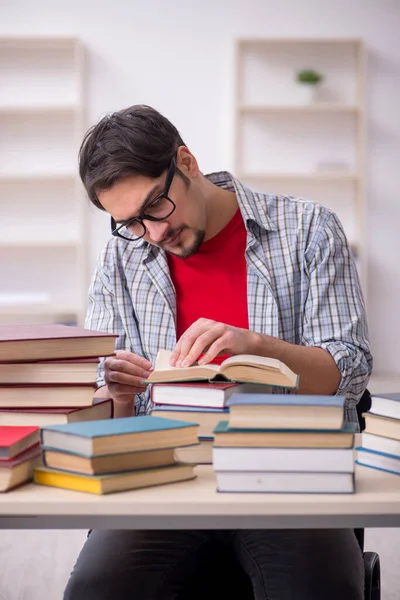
[144,350,299,389]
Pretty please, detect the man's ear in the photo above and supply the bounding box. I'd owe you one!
[176,146,199,178]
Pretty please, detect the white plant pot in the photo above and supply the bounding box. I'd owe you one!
[297,83,317,105]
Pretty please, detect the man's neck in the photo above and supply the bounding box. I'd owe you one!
[202,176,238,241]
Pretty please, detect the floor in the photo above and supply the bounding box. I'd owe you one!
[1,374,400,600]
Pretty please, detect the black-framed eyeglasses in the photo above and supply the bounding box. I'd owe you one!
[110,157,177,241]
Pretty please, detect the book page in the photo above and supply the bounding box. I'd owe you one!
[220,354,282,369]
[154,350,220,372]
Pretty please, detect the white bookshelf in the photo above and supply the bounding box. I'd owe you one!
[0,37,88,326]
[234,38,367,296]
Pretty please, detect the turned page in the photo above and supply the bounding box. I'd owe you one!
[219,354,283,369]
[154,349,220,372]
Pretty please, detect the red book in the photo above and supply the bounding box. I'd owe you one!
[0,324,117,362]
[0,383,98,408]
[0,398,113,427]
[0,425,40,459]
[0,443,41,466]
[0,357,99,385]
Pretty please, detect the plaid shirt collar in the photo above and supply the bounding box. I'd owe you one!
[130,170,277,256]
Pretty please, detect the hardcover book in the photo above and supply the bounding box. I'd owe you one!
[40,415,199,457]
[144,350,298,389]
[0,324,117,362]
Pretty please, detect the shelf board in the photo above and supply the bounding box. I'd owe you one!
[239,172,359,182]
[0,304,79,316]
[0,37,80,50]
[0,173,77,183]
[239,104,360,114]
[237,37,363,47]
[0,240,79,248]
[0,105,79,115]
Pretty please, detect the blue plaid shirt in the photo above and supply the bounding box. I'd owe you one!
[85,171,372,426]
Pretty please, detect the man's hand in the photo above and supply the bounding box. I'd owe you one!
[169,318,259,367]
[104,350,152,405]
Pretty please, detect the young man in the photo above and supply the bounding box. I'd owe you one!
[64,104,372,600]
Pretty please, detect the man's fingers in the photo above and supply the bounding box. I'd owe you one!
[105,369,150,388]
[176,327,223,367]
[105,356,151,380]
[114,350,152,371]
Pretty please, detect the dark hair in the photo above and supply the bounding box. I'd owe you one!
[78,104,186,210]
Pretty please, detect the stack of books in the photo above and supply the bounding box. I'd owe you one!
[148,349,299,464]
[33,415,199,494]
[0,325,116,427]
[356,392,400,475]
[212,394,357,493]
[0,425,41,492]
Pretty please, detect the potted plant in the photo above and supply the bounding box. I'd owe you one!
[295,68,323,104]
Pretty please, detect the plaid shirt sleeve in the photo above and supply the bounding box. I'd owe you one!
[302,210,373,410]
[84,247,150,414]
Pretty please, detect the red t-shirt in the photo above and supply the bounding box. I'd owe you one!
[167,208,249,364]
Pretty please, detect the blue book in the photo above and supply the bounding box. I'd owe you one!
[227,394,345,407]
[40,415,199,457]
[152,405,229,414]
[356,446,400,476]
[227,395,345,431]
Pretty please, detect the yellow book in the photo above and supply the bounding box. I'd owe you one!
[34,463,195,495]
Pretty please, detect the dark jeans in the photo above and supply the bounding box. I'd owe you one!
[64,528,364,600]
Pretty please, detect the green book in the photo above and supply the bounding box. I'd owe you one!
[213,421,356,449]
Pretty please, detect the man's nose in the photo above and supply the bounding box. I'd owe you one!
[144,220,170,243]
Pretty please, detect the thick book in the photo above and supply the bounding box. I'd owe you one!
[361,432,400,458]
[212,446,355,473]
[227,394,345,430]
[40,415,199,457]
[0,398,113,427]
[43,446,176,475]
[151,405,229,439]
[0,425,40,458]
[215,471,355,494]
[0,324,117,363]
[368,393,400,420]
[0,383,97,408]
[0,358,99,385]
[150,381,269,409]
[144,349,299,389]
[356,446,400,476]
[363,413,400,440]
[213,421,356,448]
[34,463,196,495]
[0,444,42,492]
[174,439,213,465]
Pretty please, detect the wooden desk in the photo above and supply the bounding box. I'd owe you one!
[1,464,400,530]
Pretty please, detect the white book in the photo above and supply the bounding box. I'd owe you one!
[215,471,355,494]
[369,393,400,420]
[212,446,355,473]
[361,432,400,458]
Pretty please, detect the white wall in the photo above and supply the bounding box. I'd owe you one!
[1,0,399,374]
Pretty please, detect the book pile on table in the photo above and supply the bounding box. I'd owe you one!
[0,425,42,492]
[212,394,357,494]
[356,392,400,475]
[0,324,116,428]
[148,349,299,464]
[33,415,199,494]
